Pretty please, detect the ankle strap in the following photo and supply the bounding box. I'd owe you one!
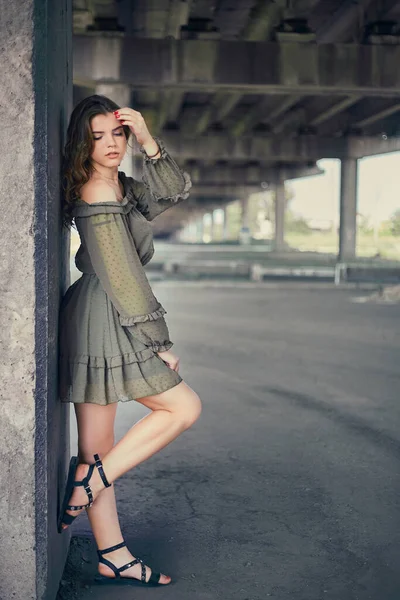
[98,541,126,555]
[74,463,95,487]
[93,453,112,488]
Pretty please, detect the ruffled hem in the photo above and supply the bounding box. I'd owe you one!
[142,169,192,204]
[60,347,156,368]
[148,341,174,353]
[59,346,182,405]
[119,305,167,326]
[139,136,193,203]
[59,338,173,370]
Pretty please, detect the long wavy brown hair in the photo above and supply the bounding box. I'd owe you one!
[61,94,133,230]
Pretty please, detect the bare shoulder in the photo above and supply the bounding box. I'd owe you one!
[80,179,118,205]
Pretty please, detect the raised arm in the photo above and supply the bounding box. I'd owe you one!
[130,137,192,221]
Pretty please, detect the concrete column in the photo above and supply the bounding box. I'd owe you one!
[339,158,358,261]
[131,155,144,180]
[188,220,198,243]
[197,216,204,243]
[239,195,251,245]
[211,207,224,242]
[222,204,230,241]
[211,209,217,241]
[274,181,286,251]
[0,1,71,599]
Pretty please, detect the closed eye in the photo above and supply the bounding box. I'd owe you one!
[93,132,124,140]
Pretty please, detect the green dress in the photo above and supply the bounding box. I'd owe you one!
[58,137,192,405]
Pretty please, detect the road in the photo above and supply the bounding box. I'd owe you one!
[58,281,400,600]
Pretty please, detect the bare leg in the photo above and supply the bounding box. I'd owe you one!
[73,402,119,540]
[63,380,202,583]
[102,380,202,482]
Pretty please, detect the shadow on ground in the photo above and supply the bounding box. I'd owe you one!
[57,282,400,600]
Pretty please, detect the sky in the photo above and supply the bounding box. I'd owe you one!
[288,151,400,225]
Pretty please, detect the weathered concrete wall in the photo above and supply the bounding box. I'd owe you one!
[0,0,72,598]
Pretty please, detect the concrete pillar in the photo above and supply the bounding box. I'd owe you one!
[339,158,358,261]
[274,181,286,251]
[131,155,144,180]
[211,207,225,242]
[203,212,213,242]
[239,196,251,245]
[211,209,217,241]
[188,220,198,243]
[222,204,230,241]
[241,195,250,227]
[197,215,204,243]
[0,1,71,598]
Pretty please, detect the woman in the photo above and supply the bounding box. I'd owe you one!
[58,94,202,587]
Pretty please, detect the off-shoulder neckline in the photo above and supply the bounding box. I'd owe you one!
[75,170,131,207]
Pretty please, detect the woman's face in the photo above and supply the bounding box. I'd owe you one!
[89,112,127,168]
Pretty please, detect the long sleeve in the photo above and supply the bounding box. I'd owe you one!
[131,137,192,221]
[80,210,173,353]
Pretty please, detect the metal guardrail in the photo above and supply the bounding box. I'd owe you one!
[250,264,335,282]
[160,260,336,280]
[144,258,400,283]
[164,260,250,278]
[334,263,400,285]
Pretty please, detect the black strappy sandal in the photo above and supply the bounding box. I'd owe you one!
[57,453,112,533]
[93,541,170,586]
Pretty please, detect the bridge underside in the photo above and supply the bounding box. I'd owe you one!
[72,0,400,259]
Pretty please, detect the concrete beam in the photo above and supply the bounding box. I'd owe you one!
[242,0,286,41]
[353,102,400,128]
[229,96,271,137]
[188,163,323,186]
[284,0,320,20]
[159,132,346,161]
[229,95,302,137]
[310,95,362,127]
[348,135,400,158]
[191,184,260,197]
[73,36,400,97]
[272,106,306,133]
[209,0,288,136]
[283,164,324,180]
[194,91,242,134]
[316,0,375,43]
[190,195,239,207]
[266,95,302,123]
[165,0,191,38]
[157,132,400,161]
[156,90,185,130]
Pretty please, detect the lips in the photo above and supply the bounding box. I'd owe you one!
[106,152,119,157]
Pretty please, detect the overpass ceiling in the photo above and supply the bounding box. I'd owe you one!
[73,0,400,41]
[72,0,400,211]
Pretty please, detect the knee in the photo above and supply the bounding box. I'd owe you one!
[78,434,115,464]
[178,392,202,429]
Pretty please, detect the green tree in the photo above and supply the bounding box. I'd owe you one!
[389,209,400,236]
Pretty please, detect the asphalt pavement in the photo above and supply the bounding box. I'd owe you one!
[57,281,400,600]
